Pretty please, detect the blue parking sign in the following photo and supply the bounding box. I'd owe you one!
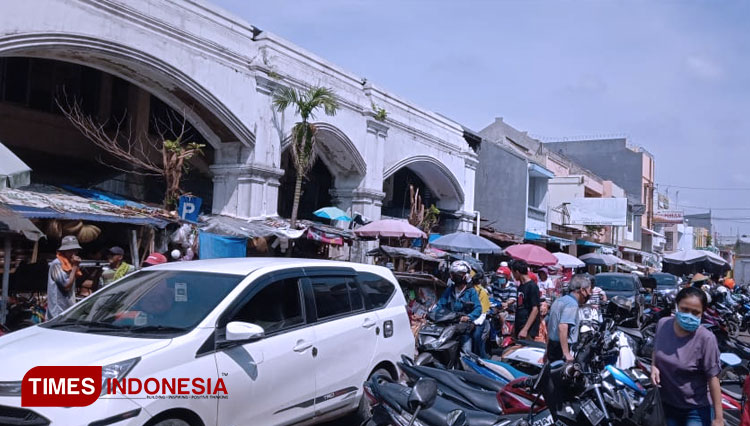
[178,195,202,222]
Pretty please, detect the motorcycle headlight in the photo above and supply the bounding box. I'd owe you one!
[425,336,447,350]
[101,357,140,396]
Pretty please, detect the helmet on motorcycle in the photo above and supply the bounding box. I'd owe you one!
[725,278,736,290]
[449,260,472,285]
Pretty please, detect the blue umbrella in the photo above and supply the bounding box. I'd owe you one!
[313,206,352,221]
[430,231,502,254]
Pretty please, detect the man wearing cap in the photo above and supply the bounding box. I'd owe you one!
[101,246,134,287]
[46,236,83,320]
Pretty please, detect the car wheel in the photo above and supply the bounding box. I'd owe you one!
[353,368,393,423]
[151,420,190,426]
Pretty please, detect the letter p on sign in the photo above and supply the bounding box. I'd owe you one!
[178,195,202,222]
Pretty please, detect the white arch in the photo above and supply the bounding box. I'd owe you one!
[383,155,465,207]
[281,122,366,178]
[0,33,255,148]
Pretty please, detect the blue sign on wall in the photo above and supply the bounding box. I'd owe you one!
[178,195,202,222]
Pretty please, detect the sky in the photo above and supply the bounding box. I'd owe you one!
[214,0,750,235]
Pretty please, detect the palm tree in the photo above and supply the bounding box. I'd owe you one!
[272,85,339,228]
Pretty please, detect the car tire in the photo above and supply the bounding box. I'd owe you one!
[151,420,191,426]
[353,368,393,424]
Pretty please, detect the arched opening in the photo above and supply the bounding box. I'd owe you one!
[277,124,365,220]
[278,150,334,221]
[0,55,217,206]
[382,156,465,233]
[382,168,439,219]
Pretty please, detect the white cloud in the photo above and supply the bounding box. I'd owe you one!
[685,55,724,80]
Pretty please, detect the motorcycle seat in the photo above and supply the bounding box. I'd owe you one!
[516,339,547,349]
[482,359,529,380]
[400,363,504,415]
[723,385,743,401]
[452,369,506,392]
[374,381,502,426]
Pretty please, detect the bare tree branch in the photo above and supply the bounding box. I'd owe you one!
[56,93,205,209]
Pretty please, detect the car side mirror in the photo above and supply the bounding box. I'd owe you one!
[408,378,438,411]
[225,321,265,342]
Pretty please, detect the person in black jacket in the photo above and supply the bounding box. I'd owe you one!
[511,260,540,340]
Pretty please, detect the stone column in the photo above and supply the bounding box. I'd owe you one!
[210,142,284,218]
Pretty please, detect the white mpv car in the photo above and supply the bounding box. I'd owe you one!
[0,258,414,426]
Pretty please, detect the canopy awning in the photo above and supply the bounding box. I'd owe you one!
[642,228,665,238]
[0,185,174,228]
[576,239,602,248]
[525,231,574,246]
[0,204,44,241]
[367,245,443,262]
[7,204,170,228]
[528,163,555,179]
[0,142,31,189]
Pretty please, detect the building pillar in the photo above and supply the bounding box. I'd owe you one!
[210,142,284,218]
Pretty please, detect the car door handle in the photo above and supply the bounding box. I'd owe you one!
[362,318,377,329]
[293,340,313,353]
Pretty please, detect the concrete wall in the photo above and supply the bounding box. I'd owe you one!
[544,139,644,205]
[475,140,527,237]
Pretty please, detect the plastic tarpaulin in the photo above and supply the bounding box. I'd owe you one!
[306,227,344,246]
[198,231,247,259]
[0,142,30,189]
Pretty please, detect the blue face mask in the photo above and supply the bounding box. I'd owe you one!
[676,310,701,332]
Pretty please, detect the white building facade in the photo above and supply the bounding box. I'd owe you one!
[0,0,477,229]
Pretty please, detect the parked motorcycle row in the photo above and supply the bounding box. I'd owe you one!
[362,275,750,426]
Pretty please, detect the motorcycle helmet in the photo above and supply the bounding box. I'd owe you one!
[450,260,472,285]
[725,278,736,290]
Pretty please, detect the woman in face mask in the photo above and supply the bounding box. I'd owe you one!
[651,287,722,426]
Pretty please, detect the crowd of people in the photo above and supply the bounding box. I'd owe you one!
[45,235,170,321]
[431,258,728,426]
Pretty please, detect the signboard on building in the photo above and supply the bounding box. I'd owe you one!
[178,195,202,222]
[566,198,627,226]
[653,210,684,224]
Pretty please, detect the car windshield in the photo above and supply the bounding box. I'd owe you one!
[596,275,635,292]
[653,274,677,289]
[41,270,244,337]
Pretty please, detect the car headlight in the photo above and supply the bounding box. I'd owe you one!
[101,357,140,396]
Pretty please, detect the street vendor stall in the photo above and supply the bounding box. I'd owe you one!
[0,204,44,326]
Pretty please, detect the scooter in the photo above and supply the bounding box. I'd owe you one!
[363,373,547,426]
[416,307,473,369]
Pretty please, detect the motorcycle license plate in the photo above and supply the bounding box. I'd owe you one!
[420,325,442,336]
[581,399,605,425]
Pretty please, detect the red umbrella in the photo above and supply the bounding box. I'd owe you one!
[504,244,558,267]
[354,219,427,239]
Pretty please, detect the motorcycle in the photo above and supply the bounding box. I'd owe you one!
[363,372,549,426]
[416,307,474,369]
